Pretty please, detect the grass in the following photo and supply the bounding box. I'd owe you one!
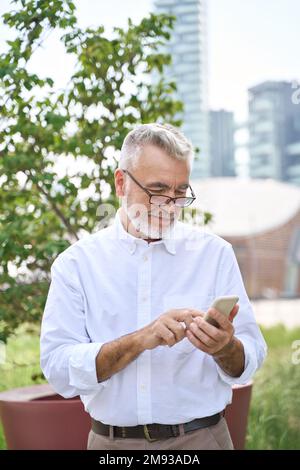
[0,324,300,449]
[246,325,300,449]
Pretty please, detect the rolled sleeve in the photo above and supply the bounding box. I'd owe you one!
[69,342,110,391]
[40,254,111,398]
[214,243,267,386]
[215,334,267,385]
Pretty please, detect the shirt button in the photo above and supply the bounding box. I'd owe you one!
[141,384,146,391]
[143,255,148,262]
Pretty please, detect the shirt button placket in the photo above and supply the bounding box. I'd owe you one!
[136,247,152,424]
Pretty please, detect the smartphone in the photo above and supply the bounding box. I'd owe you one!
[204,295,239,328]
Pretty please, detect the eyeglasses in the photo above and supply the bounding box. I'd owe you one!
[121,169,196,208]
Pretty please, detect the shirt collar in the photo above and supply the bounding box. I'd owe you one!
[113,208,176,255]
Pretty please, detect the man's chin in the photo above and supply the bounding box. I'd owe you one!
[124,207,176,239]
[141,219,176,239]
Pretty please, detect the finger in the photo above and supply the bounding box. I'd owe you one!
[171,309,204,328]
[165,318,186,343]
[186,329,210,353]
[158,324,177,347]
[192,316,224,342]
[189,309,205,320]
[188,321,217,347]
[228,304,239,322]
[182,312,195,329]
[183,311,205,329]
[205,307,232,330]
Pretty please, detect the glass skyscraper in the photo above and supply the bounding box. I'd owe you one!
[154,0,210,179]
[248,81,300,185]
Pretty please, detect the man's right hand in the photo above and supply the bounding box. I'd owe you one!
[139,308,204,350]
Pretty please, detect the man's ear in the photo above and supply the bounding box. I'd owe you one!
[114,169,126,197]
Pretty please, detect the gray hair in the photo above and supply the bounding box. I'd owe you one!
[119,123,194,170]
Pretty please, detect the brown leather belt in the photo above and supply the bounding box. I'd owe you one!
[91,412,222,442]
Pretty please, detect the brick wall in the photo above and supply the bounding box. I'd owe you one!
[224,209,300,299]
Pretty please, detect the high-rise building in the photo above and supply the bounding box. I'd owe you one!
[210,109,236,177]
[153,0,210,179]
[248,80,300,185]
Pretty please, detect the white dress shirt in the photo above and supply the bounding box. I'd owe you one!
[40,208,267,426]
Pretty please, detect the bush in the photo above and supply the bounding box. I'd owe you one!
[0,0,183,341]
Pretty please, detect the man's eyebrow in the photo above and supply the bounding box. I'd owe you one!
[146,181,189,190]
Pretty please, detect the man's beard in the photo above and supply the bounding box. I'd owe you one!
[123,201,177,240]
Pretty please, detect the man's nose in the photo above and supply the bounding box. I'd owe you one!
[162,198,177,215]
[168,199,177,210]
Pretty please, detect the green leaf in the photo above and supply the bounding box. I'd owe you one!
[0,6,187,342]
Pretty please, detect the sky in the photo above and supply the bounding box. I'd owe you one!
[0,0,299,122]
[208,0,300,121]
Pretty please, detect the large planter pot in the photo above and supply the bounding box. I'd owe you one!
[0,382,252,450]
[0,384,91,450]
[225,382,253,450]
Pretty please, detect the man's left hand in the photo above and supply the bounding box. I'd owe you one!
[185,304,239,356]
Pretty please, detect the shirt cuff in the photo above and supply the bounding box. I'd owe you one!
[215,336,258,386]
[69,342,110,393]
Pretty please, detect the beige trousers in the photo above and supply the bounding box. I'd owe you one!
[87,417,234,450]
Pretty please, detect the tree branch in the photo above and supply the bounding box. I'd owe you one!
[28,171,79,241]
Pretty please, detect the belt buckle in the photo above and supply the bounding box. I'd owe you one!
[143,425,157,442]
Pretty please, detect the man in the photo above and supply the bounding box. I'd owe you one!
[40,123,267,450]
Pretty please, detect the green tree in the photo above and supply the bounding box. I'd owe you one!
[0,0,184,341]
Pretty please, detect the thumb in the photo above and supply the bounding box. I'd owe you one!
[228,304,239,323]
[173,308,202,327]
